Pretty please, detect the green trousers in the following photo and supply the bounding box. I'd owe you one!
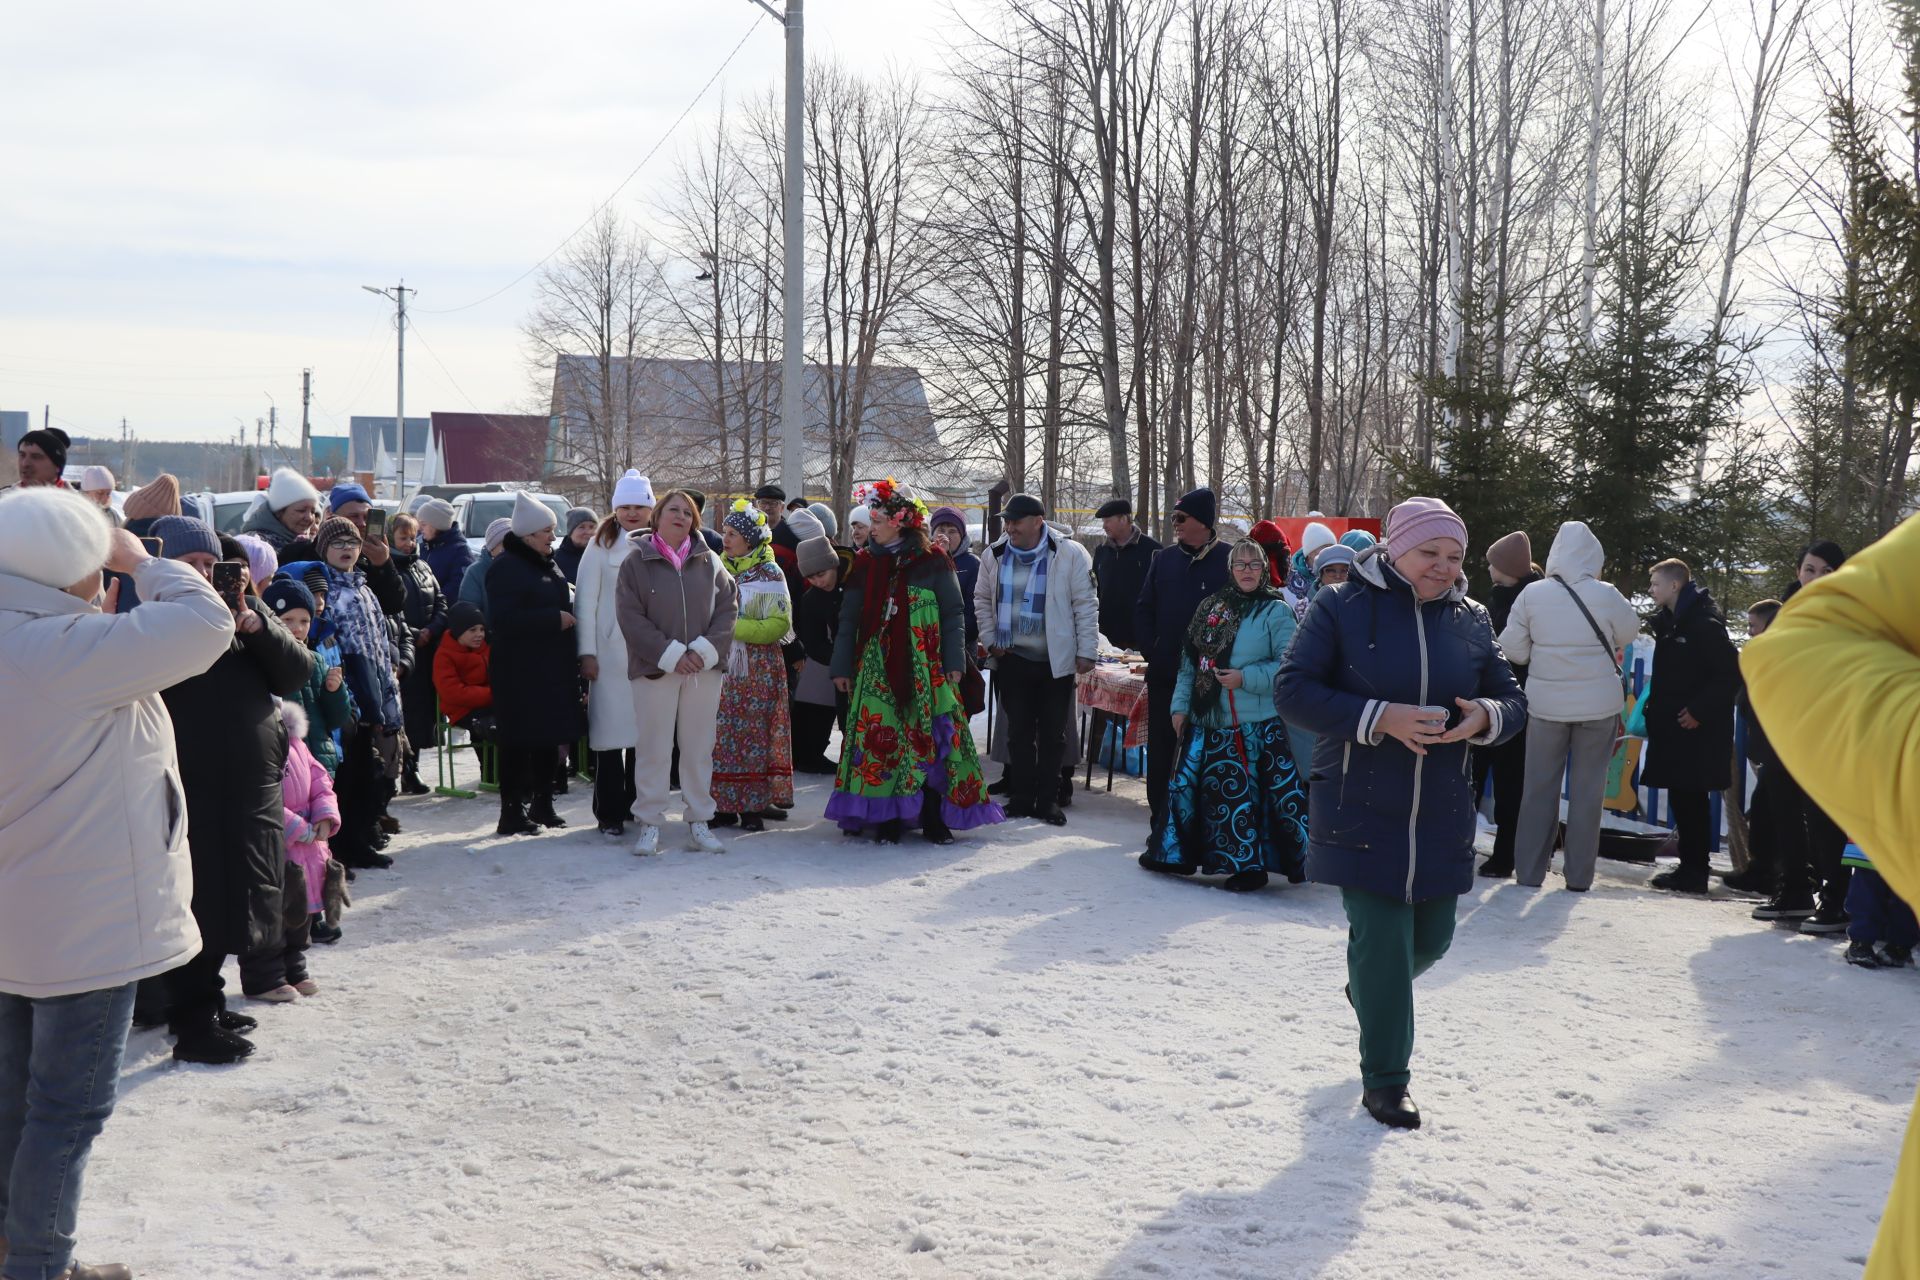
[1341,888,1459,1091]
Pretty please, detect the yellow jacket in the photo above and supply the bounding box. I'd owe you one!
[1743,512,1920,1279]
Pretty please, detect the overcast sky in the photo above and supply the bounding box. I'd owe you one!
[0,1,974,447]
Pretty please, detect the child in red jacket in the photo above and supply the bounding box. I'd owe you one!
[433,602,493,736]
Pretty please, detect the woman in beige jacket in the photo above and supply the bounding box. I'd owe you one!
[0,486,234,1280]
[614,490,739,857]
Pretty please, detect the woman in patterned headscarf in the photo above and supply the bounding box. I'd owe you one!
[828,480,1003,845]
[709,499,796,833]
[1140,538,1309,891]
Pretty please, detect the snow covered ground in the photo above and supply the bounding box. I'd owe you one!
[85,747,1916,1279]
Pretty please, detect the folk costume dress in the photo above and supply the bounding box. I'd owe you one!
[710,528,797,816]
[1146,572,1309,879]
[826,482,1003,838]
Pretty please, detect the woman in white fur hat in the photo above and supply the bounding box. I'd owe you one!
[240,466,324,551]
[576,469,655,836]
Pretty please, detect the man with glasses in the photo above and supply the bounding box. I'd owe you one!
[1132,488,1231,846]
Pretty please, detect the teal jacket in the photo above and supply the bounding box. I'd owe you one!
[1172,595,1297,731]
[292,648,353,775]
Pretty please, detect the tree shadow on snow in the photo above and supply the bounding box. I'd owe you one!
[1093,1081,1385,1279]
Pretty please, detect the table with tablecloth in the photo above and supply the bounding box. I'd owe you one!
[1076,662,1151,750]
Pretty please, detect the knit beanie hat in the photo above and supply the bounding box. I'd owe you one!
[1383,496,1469,561]
[299,563,330,601]
[724,498,772,547]
[1174,487,1217,531]
[313,515,362,554]
[785,506,826,545]
[1248,519,1290,556]
[929,505,969,536]
[234,533,278,587]
[80,465,115,493]
[121,473,182,521]
[417,498,456,533]
[1300,522,1337,557]
[485,518,512,552]
[797,535,838,578]
[564,506,598,536]
[0,485,111,590]
[1487,530,1532,581]
[806,501,838,540]
[18,427,70,471]
[327,481,372,512]
[151,514,221,563]
[447,601,487,639]
[266,467,322,513]
[846,503,874,529]
[1315,544,1358,575]
[260,578,316,620]
[407,493,433,515]
[511,491,556,537]
[1339,529,1376,553]
[612,470,657,509]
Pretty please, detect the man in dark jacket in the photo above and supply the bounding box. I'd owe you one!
[1092,498,1159,651]
[151,516,313,1063]
[1133,487,1232,835]
[1641,559,1741,895]
[1473,530,1540,878]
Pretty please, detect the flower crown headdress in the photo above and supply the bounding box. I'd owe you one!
[864,477,928,530]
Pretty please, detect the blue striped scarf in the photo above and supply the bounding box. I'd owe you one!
[996,539,1050,648]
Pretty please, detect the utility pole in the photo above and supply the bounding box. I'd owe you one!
[362,281,413,499]
[748,0,805,501]
[300,369,313,477]
[120,417,129,480]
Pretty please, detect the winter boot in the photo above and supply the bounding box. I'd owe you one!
[310,916,343,945]
[214,1008,257,1034]
[876,818,906,846]
[1719,867,1770,896]
[1884,943,1914,968]
[1138,851,1196,876]
[921,787,955,846]
[739,811,766,833]
[709,812,740,828]
[1032,802,1068,827]
[1752,894,1816,921]
[757,806,790,821]
[246,985,298,1004]
[528,788,567,829]
[1845,940,1884,968]
[1477,853,1514,879]
[378,813,401,835]
[1799,905,1851,935]
[400,769,431,797]
[987,774,1011,797]
[496,795,538,837]
[173,1024,255,1065]
[1362,1087,1421,1130]
[1057,767,1076,808]
[1223,870,1270,893]
[1651,867,1709,895]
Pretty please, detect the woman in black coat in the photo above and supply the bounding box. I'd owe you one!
[486,496,585,835]
[154,521,313,1061]
[390,512,449,794]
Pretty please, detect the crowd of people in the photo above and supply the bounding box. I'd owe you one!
[3,421,1918,1276]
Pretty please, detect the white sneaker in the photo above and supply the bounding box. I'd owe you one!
[631,824,661,856]
[687,821,724,853]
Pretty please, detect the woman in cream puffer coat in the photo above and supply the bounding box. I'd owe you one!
[1497,521,1641,891]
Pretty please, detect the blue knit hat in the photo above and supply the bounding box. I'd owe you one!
[328,482,372,512]
[1339,529,1377,553]
[260,577,316,619]
[150,515,221,562]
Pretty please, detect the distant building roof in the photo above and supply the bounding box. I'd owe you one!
[430,412,552,485]
[348,416,431,469]
[547,357,946,489]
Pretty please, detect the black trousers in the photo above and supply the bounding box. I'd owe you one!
[791,700,838,770]
[592,749,637,826]
[1770,769,1851,909]
[500,744,558,808]
[239,862,312,994]
[1668,789,1713,874]
[996,653,1075,807]
[1146,673,1177,831]
[1471,728,1528,863]
[162,945,229,1035]
[332,724,385,865]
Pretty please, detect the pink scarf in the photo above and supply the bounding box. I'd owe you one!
[652,531,690,569]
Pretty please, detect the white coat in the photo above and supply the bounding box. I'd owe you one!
[574,529,641,750]
[0,557,235,997]
[973,530,1100,679]
[1498,521,1642,723]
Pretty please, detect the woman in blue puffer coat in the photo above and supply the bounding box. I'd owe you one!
[1277,497,1526,1132]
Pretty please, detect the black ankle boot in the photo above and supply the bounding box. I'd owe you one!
[400,770,431,796]
[922,788,954,845]
[496,798,538,836]
[528,792,566,829]
[1362,1087,1421,1130]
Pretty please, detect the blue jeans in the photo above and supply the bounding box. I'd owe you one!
[0,983,136,1280]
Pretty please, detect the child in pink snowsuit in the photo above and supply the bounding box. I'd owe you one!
[281,702,342,980]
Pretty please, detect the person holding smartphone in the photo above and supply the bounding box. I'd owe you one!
[1277,497,1526,1131]
[144,514,313,1058]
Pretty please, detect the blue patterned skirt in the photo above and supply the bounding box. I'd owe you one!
[1150,716,1308,877]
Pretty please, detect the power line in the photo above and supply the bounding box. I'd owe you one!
[417,19,762,317]
[403,318,491,415]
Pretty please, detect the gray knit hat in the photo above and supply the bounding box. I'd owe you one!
[151,515,221,562]
[797,535,838,578]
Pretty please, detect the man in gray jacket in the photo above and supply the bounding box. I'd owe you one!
[975,493,1099,825]
[0,485,234,1280]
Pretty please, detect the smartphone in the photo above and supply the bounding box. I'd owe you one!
[212,561,247,610]
[139,536,163,557]
[366,507,388,538]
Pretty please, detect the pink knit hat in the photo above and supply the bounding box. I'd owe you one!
[1384,496,1468,560]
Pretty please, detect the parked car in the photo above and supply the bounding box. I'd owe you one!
[452,490,571,555]
[184,489,266,534]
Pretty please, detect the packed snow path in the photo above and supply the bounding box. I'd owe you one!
[90,756,1913,1279]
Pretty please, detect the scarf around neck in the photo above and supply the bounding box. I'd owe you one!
[652,531,691,570]
[1184,578,1282,721]
[996,536,1051,648]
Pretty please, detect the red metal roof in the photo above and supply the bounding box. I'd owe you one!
[431,413,551,485]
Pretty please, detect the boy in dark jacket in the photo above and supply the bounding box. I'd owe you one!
[261,578,353,776]
[792,536,851,773]
[1642,559,1741,895]
[389,512,448,794]
[1132,488,1231,836]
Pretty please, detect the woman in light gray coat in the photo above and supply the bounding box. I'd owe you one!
[1498,520,1641,891]
[0,487,234,1280]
